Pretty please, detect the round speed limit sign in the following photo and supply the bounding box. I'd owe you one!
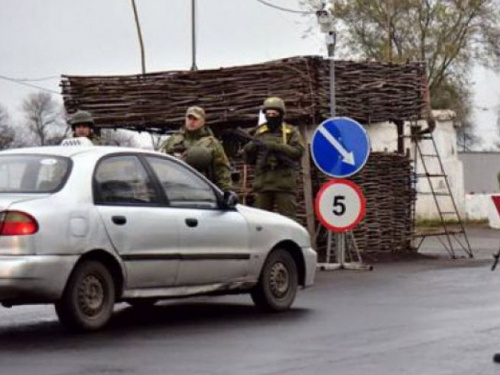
[315,179,366,233]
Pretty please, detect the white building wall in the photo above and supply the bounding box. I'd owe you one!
[365,110,465,221]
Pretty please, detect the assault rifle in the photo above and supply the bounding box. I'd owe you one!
[223,127,296,168]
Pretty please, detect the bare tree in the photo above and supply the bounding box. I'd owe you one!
[0,104,15,150]
[21,92,69,146]
[100,129,137,147]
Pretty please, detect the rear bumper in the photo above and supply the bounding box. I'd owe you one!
[0,255,77,303]
[302,246,317,287]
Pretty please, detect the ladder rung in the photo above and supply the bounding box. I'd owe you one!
[414,229,464,237]
[403,134,434,140]
[420,154,439,157]
[417,192,451,196]
[440,212,458,215]
[416,173,446,178]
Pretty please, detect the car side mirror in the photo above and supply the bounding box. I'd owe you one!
[222,191,239,209]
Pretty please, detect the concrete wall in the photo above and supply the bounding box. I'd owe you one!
[459,152,500,194]
[455,152,500,225]
[465,193,499,225]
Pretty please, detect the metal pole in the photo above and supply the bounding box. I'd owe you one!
[327,34,335,115]
[191,0,198,71]
[327,29,345,268]
[316,2,372,272]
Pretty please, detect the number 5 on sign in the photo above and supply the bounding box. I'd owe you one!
[315,179,366,233]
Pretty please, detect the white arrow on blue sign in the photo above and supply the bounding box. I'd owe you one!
[311,117,370,178]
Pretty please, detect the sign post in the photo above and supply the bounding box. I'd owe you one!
[311,117,372,271]
[312,4,371,271]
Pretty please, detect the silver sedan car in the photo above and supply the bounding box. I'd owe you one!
[0,145,316,331]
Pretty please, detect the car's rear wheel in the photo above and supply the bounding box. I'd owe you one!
[55,260,115,332]
[251,249,298,312]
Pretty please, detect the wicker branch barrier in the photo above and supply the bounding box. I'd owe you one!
[61,55,426,132]
[61,55,425,258]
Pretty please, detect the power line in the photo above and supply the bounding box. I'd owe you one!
[254,0,314,15]
[0,74,61,95]
[14,76,60,82]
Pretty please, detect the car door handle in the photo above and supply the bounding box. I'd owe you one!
[112,216,127,225]
[185,218,198,227]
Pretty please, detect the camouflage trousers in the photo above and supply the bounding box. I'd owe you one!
[254,192,297,220]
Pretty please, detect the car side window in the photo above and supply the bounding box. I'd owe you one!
[94,155,159,205]
[145,156,218,208]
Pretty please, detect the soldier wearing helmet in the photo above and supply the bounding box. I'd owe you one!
[161,106,232,190]
[243,97,304,220]
[68,110,101,145]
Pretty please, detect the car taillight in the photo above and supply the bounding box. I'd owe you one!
[0,211,39,236]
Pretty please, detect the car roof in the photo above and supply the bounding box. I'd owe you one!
[0,146,165,159]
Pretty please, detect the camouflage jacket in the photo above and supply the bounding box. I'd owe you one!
[243,122,304,193]
[89,135,103,146]
[161,126,232,191]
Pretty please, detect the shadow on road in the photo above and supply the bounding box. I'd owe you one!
[0,300,312,350]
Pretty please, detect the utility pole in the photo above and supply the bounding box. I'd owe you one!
[131,0,146,74]
[191,0,198,71]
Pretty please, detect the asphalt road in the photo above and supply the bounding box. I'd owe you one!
[1,227,500,375]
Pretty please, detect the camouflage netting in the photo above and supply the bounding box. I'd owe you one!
[61,55,427,132]
[61,55,425,258]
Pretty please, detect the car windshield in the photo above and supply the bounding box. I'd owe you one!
[0,154,71,193]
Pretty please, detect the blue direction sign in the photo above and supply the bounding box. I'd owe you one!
[311,117,370,178]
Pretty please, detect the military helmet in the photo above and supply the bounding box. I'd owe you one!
[262,97,286,114]
[184,145,213,171]
[70,110,94,128]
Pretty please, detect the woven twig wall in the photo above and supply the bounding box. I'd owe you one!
[61,56,426,132]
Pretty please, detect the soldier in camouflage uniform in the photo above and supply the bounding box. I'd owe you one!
[243,97,304,219]
[68,110,102,145]
[161,106,232,191]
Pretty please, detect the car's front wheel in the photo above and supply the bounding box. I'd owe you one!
[251,249,298,312]
[55,260,115,332]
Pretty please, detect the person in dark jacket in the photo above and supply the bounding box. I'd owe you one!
[243,97,304,219]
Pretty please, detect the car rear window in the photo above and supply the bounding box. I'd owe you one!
[0,155,71,193]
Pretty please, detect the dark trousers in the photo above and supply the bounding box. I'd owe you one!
[254,191,297,220]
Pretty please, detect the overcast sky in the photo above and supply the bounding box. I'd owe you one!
[1,0,499,149]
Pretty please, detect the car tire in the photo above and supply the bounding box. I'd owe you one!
[251,249,298,312]
[55,260,115,332]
